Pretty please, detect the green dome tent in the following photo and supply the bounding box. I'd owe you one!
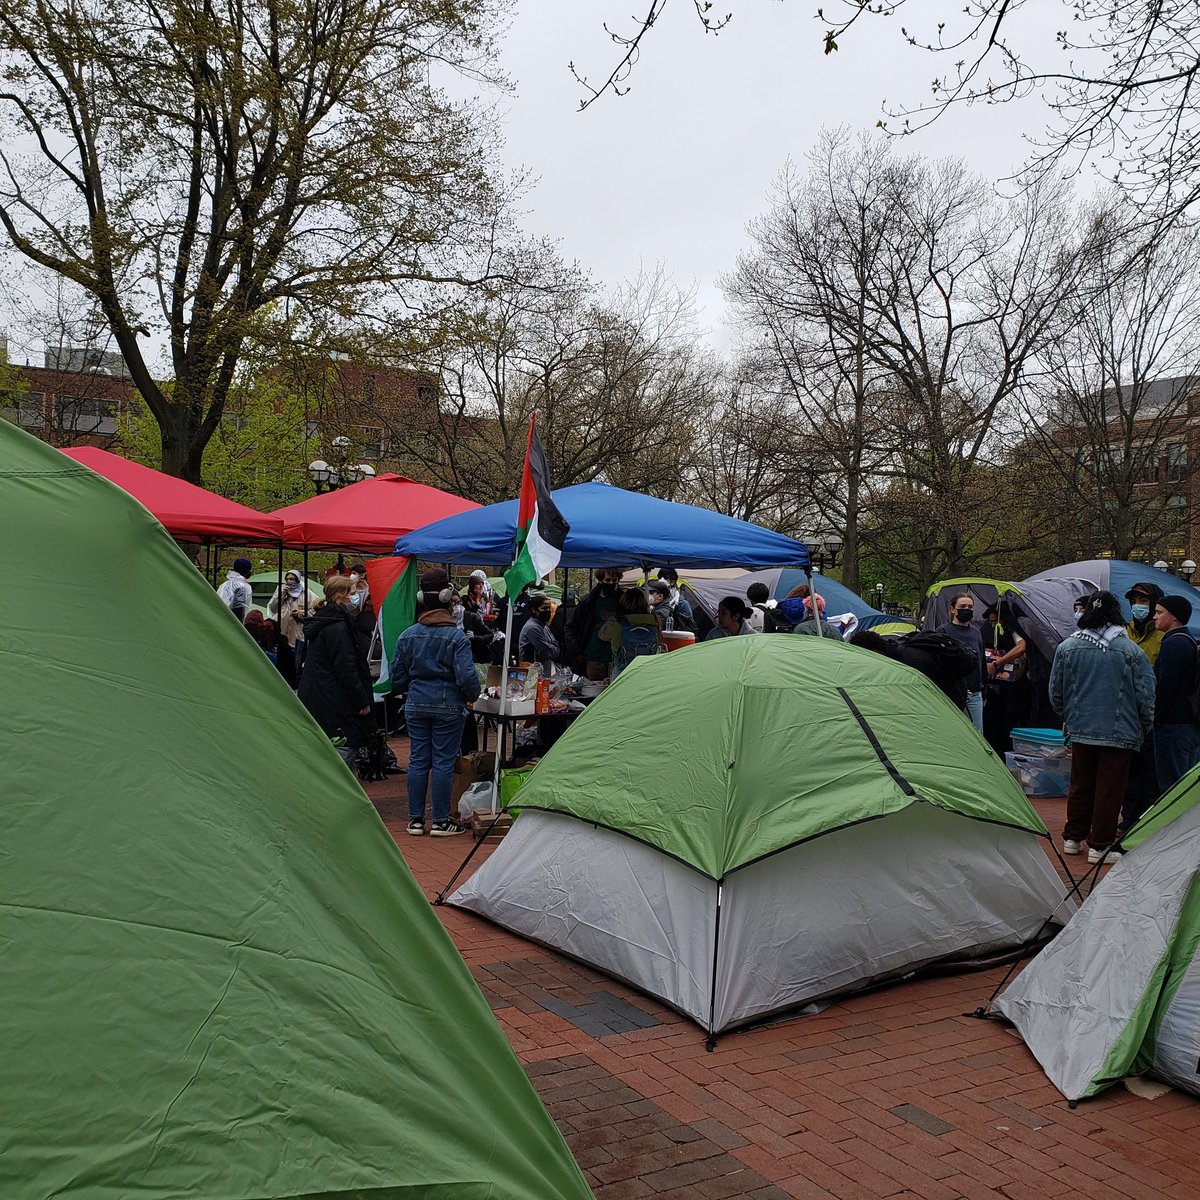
[450,636,1071,1040]
[995,769,1200,1102]
[0,420,590,1200]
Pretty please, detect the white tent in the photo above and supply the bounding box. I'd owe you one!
[996,773,1200,1101]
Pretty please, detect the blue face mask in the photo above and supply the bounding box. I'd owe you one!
[1131,603,1149,621]
[1073,612,1083,625]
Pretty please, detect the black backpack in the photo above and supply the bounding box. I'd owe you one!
[760,605,795,634]
[1188,640,1200,727]
[893,631,977,705]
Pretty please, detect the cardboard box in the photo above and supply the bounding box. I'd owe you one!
[449,751,496,815]
[470,809,514,843]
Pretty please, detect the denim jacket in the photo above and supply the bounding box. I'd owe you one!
[391,611,481,715]
[1049,627,1155,749]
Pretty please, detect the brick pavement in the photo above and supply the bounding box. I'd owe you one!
[366,747,1200,1199]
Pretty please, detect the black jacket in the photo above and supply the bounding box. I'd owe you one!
[1154,625,1197,726]
[462,607,495,664]
[298,604,373,735]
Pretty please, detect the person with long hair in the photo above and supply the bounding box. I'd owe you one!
[390,568,481,836]
[600,586,664,676]
[704,596,759,640]
[1050,590,1155,865]
[298,575,376,769]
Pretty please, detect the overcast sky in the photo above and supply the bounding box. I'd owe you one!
[491,2,1069,349]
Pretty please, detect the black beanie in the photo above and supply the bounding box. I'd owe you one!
[1158,594,1193,626]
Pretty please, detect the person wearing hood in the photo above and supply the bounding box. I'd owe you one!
[390,568,480,837]
[1125,581,1165,662]
[217,557,254,623]
[298,575,376,770]
[1050,590,1155,865]
[566,568,624,679]
[269,569,320,653]
[346,565,376,656]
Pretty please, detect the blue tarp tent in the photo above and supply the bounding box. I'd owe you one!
[396,482,811,570]
[1026,560,1200,640]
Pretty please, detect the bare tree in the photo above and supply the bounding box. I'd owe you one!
[1021,204,1200,560]
[0,0,512,481]
[725,130,909,590]
[823,2,1200,219]
[327,259,717,503]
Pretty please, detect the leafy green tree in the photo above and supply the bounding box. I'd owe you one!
[0,0,509,482]
[120,376,311,512]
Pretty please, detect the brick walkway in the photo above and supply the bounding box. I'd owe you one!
[365,747,1200,1199]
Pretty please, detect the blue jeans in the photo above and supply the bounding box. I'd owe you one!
[406,709,466,823]
[965,690,984,733]
[1154,723,1200,795]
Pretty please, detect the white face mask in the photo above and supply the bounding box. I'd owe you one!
[348,592,363,611]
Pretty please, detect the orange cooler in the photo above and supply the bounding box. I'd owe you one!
[662,630,696,652]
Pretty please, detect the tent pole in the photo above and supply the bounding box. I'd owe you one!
[805,565,824,636]
[705,881,724,1051]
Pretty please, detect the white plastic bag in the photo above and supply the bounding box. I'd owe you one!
[458,780,495,820]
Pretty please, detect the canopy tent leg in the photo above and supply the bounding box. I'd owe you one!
[805,566,824,636]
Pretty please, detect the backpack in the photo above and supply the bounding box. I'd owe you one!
[893,631,977,705]
[1189,640,1200,727]
[613,622,661,676]
[761,606,796,634]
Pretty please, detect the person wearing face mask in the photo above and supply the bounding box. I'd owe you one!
[268,568,321,684]
[345,566,376,657]
[298,575,377,770]
[935,592,986,732]
[566,568,625,679]
[454,590,495,664]
[518,592,562,678]
[1124,582,1165,663]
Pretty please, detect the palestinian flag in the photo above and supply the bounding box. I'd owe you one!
[504,417,570,598]
[364,555,418,697]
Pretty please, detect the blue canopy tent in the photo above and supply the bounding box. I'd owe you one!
[396,481,811,570]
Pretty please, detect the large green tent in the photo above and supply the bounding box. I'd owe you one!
[0,420,590,1199]
[996,767,1200,1101]
[451,635,1071,1039]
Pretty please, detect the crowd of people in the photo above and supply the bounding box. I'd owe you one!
[212,558,1200,856]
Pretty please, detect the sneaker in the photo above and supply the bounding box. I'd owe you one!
[1062,839,1083,855]
[1088,847,1122,865]
[406,819,425,836]
[430,820,465,837]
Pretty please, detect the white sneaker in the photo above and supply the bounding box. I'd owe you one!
[1062,839,1083,855]
[1088,847,1122,865]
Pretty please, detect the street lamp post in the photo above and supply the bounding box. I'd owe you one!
[874,582,884,610]
[804,531,844,573]
[308,434,376,495]
[1181,559,1197,584]
[307,435,377,572]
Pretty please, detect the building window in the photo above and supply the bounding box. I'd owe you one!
[359,426,383,459]
[17,392,46,428]
[1167,442,1187,482]
[53,396,117,435]
[1167,494,1189,509]
[416,384,436,406]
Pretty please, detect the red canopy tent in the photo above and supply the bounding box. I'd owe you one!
[60,446,284,545]
[270,473,479,554]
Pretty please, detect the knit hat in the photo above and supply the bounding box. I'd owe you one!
[1158,594,1193,626]
[419,567,450,593]
[233,557,253,576]
[646,579,671,597]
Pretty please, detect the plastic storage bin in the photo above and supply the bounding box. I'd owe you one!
[1009,727,1070,759]
[1006,751,1072,797]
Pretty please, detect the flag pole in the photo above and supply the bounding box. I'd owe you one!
[483,414,538,819]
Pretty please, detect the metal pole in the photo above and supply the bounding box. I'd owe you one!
[486,596,518,815]
[806,565,824,637]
